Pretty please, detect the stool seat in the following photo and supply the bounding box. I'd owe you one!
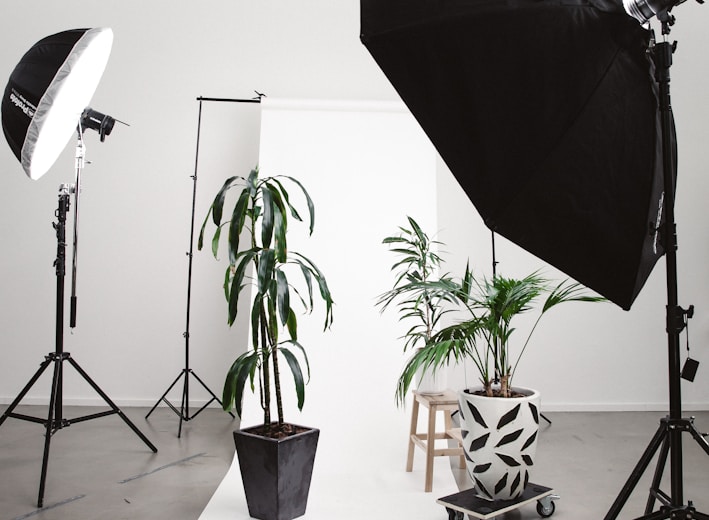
[406,389,465,492]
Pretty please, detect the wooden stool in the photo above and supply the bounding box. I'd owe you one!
[406,390,465,492]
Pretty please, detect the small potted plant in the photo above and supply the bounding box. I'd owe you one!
[397,267,603,500]
[198,166,334,520]
[376,217,464,400]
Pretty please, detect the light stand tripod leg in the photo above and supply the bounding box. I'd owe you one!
[645,433,670,514]
[0,358,52,427]
[688,422,709,456]
[179,371,189,438]
[604,422,667,520]
[67,356,157,452]
[37,356,63,508]
[145,370,185,419]
[190,370,235,418]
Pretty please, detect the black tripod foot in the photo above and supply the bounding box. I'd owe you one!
[605,416,709,520]
[146,368,234,438]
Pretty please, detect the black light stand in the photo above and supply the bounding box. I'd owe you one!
[604,17,709,520]
[0,183,158,508]
[145,94,262,437]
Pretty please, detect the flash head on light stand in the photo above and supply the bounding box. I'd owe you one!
[623,0,701,25]
[80,107,116,142]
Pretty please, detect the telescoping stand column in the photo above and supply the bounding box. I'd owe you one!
[146,94,263,437]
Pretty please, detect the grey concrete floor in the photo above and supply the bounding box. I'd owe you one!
[0,405,237,520]
[0,405,708,520]
[449,411,709,519]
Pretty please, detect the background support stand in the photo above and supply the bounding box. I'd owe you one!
[146,94,262,437]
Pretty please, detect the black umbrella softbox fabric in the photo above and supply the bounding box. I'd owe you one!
[2,28,112,180]
[2,30,86,161]
[361,0,669,310]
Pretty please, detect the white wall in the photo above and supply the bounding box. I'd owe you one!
[0,1,707,412]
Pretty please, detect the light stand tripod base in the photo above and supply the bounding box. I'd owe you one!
[604,416,709,520]
[145,367,234,438]
[0,352,158,507]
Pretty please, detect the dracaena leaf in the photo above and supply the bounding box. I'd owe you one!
[279,347,305,411]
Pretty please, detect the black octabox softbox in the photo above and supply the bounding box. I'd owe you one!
[361,0,670,310]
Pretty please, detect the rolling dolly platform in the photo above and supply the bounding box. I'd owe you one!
[437,483,559,519]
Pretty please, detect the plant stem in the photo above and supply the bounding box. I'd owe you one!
[260,304,271,430]
[500,374,510,398]
[272,345,284,429]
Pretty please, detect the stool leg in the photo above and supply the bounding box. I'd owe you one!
[406,396,419,472]
[444,410,466,469]
[425,404,436,492]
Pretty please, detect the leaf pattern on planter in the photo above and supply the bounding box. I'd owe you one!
[510,470,522,496]
[521,430,537,451]
[529,402,539,424]
[469,432,490,452]
[494,428,523,448]
[459,390,540,501]
[494,473,508,495]
[466,401,488,429]
[496,404,520,430]
[496,453,520,467]
[474,477,493,501]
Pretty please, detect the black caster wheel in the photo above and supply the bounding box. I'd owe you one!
[536,499,555,518]
[446,507,464,520]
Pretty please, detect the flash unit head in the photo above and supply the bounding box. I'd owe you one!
[623,0,687,24]
[80,107,115,141]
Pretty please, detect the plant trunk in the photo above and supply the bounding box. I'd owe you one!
[484,379,493,397]
[272,346,284,430]
[260,312,271,430]
[500,374,510,398]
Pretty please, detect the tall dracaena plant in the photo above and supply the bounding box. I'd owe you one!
[198,167,334,435]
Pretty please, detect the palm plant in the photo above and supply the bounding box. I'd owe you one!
[396,269,605,401]
[198,166,334,435]
[376,217,467,405]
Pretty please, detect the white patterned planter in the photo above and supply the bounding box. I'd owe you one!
[458,387,541,501]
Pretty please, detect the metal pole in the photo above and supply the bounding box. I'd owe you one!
[655,37,684,507]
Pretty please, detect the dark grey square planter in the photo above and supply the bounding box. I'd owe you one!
[234,424,319,520]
